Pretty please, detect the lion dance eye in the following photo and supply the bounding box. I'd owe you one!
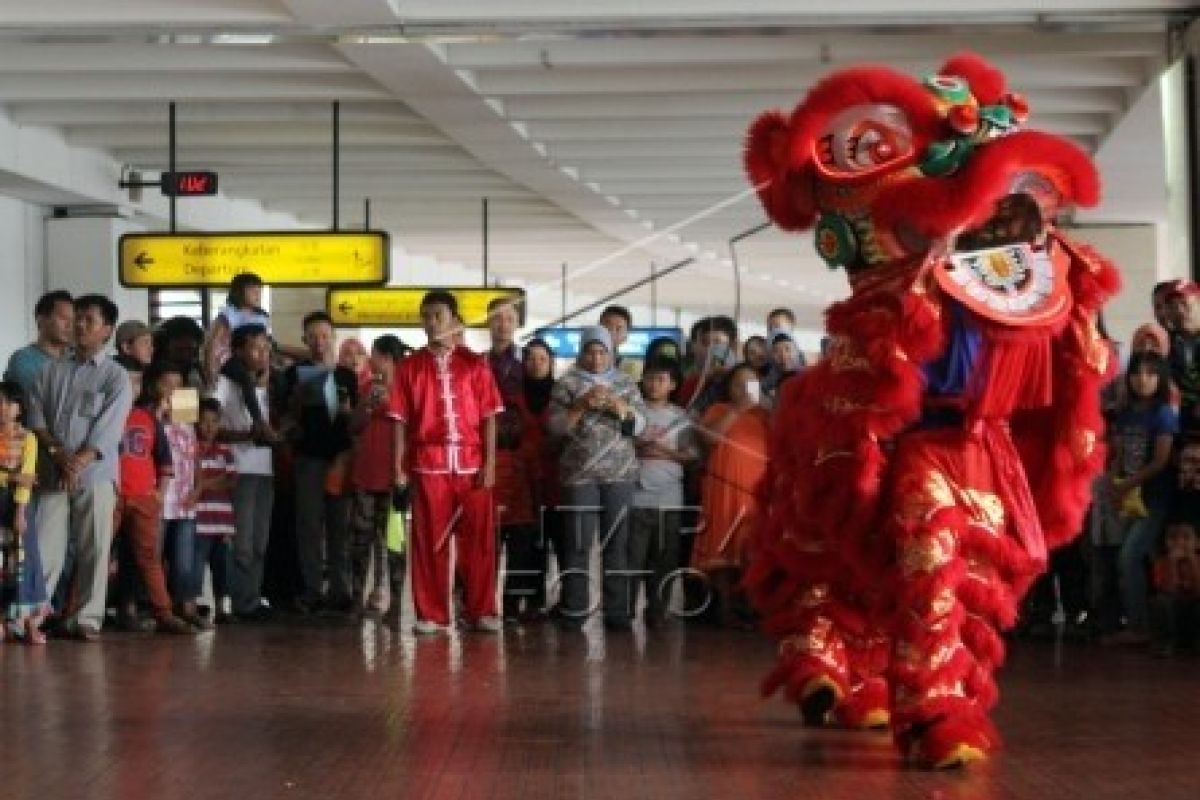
[815,104,914,178]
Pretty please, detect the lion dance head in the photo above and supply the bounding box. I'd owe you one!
[745,52,1100,301]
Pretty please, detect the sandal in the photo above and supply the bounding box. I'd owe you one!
[25,618,47,645]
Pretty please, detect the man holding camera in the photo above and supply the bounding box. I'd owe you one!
[282,311,359,615]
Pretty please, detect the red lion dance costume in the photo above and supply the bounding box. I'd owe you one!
[743,53,1120,768]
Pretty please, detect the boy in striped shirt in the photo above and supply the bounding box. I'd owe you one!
[194,399,237,623]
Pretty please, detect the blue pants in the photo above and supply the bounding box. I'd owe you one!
[163,519,197,605]
[1118,508,1167,632]
[2,492,48,625]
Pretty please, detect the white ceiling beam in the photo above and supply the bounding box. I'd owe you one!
[109,148,487,170]
[0,0,295,27]
[221,174,532,191]
[65,122,446,149]
[0,44,353,73]
[276,0,406,27]
[6,100,419,126]
[527,113,1110,142]
[498,86,1131,119]
[471,57,1152,95]
[447,31,1166,69]
[547,140,740,160]
[335,41,696,267]
[344,0,1194,24]
[0,73,390,102]
[252,185,534,200]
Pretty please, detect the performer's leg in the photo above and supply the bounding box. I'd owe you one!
[834,625,892,729]
[456,475,498,624]
[410,474,454,626]
[890,508,994,768]
[759,582,853,726]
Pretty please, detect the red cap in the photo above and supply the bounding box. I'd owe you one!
[1167,280,1200,301]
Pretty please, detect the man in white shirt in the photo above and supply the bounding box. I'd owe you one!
[212,323,275,620]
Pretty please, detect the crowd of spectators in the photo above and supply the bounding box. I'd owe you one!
[6,269,1191,651]
[0,273,802,641]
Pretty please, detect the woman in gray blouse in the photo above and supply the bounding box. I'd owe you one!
[549,326,647,630]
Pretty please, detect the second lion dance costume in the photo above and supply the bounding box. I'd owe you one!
[742,53,1120,768]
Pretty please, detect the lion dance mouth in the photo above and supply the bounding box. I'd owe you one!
[742,53,1120,768]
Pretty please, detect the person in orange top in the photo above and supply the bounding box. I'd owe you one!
[693,363,770,628]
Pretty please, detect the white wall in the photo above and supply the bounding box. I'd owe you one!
[46,215,149,330]
[1067,224,1159,349]
[0,196,46,361]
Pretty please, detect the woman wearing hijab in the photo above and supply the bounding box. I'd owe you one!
[549,326,648,630]
[338,337,372,388]
[510,338,559,620]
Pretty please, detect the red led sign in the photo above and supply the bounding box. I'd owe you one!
[161,171,218,197]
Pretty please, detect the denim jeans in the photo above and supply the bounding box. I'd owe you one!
[162,519,197,605]
[1118,507,1167,632]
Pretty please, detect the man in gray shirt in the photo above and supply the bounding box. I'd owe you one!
[28,294,133,640]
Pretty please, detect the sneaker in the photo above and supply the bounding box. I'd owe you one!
[236,605,273,624]
[322,595,355,617]
[156,614,198,635]
[471,616,503,633]
[368,589,388,613]
[1101,629,1150,647]
[413,619,450,636]
[554,614,586,632]
[293,593,323,615]
[115,610,155,634]
[72,623,102,643]
[180,610,216,631]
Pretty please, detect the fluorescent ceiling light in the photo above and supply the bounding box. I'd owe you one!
[208,33,276,45]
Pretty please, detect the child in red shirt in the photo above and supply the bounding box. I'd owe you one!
[349,335,409,619]
[114,365,193,635]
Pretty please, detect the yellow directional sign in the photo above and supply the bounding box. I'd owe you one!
[327,287,527,328]
[118,231,389,287]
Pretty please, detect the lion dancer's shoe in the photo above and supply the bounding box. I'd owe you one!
[763,614,892,730]
[897,712,998,769]
[834,676,891,729]
[762,616,851,727]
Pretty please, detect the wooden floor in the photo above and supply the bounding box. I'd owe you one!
[1,618,1197,800]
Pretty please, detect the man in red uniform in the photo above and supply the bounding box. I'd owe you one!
[395,290,503,634]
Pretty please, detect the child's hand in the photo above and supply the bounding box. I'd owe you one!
[14,506,27,537]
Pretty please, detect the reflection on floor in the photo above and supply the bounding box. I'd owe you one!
[1,618,1196,800]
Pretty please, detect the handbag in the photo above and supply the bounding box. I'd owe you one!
[386,508,407,554]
